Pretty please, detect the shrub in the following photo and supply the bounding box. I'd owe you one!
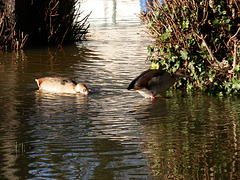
[0,1,28,50]
[140,0,240,94]
[14,0,90,46]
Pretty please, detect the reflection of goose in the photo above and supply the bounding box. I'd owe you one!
[35,77,89,95]
[127,69,186,100]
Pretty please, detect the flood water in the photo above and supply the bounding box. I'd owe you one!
[1,0,240,179]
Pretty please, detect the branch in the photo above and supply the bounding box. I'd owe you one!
[228,40,237,74]
[192,29,219,65]
[227,26,240,46]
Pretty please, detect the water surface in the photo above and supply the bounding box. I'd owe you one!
[0,0,240,179]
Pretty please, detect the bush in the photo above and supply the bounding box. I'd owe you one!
[0,1,28,50]
[140,0,240,94]
[14,0,90,46]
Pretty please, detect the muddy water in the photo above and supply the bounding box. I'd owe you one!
[0,0,240,179]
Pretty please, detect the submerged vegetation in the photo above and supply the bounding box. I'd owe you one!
[140,0,240,94]
[0,0,90,49]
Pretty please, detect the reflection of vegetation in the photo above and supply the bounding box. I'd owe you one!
[15,141,34,154]
[141,0,240,94]
[140,92,239,179]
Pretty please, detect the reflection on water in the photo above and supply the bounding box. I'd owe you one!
[81,0,142,27]
[137,93,240,179]
[29,90,151,179]
[0,0,240,179]
[1,47,240,179]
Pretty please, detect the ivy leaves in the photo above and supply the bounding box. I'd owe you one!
[142,0,240,94]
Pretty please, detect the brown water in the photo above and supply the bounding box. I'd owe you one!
[1,0,240,179]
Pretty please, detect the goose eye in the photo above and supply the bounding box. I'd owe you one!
[83,89,86,92]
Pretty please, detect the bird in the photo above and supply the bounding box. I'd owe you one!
[127,69,186,100]
[35,77,89,95]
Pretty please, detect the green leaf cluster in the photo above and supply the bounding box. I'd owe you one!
[141,0,240,94]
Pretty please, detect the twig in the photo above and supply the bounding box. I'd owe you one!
[20,34,29,49]
[58,27,69,47]
[227,26,240,46]
[192,29,219,65]
[229,40,237,74]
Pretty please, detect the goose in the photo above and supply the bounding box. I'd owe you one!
[127,69,186,100]
[35,77,88,95]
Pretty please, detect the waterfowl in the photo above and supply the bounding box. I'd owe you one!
[35,77,89,95]
[127,69,184,100]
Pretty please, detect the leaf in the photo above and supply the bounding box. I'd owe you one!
[228,24,232,31]
[172,62,180,72]
[160,32,169,41]
[166,26,173,33]
[175,44,179,50]
[225,18,231,24]
[212,18,220,25]
[208,70,216,82]
[182,19,189,29]
[235,64,240,72]
[150,61,159,69]
[147,45,153,53]
[180,49,188,60]
[187,83,193,91]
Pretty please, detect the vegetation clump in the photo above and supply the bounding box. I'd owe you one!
[140,0,240,94]
[0,1,28,50]
[0,0,90,49]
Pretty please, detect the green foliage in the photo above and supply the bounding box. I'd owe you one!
[140,0,240,94]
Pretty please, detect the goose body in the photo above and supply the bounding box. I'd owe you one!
[35,77,88,95]
[127,69,177,99]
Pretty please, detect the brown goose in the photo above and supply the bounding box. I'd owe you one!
[35,77,89,95]
[127,69,183,99]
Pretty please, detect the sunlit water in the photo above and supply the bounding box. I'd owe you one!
[1,0,240,179]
